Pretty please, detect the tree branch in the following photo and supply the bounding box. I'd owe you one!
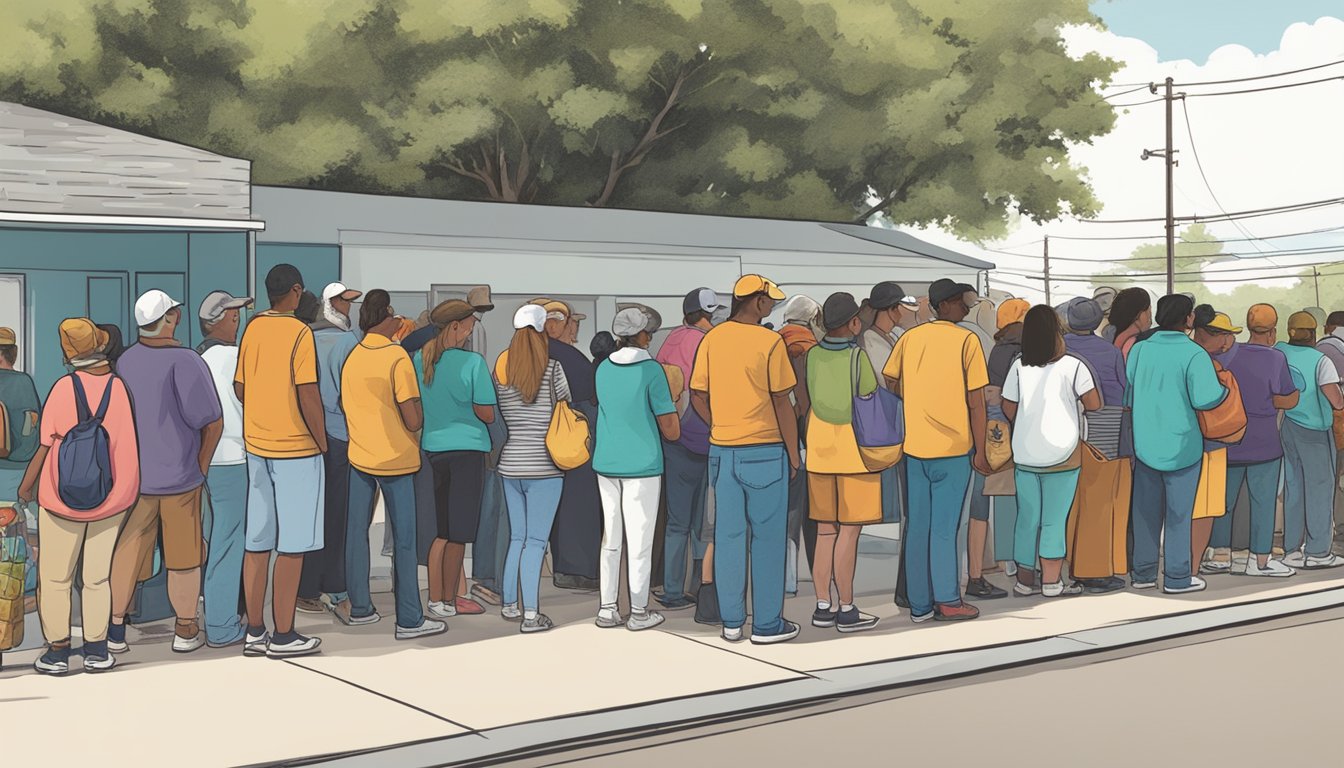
[587,68,692,207]
[854,172,922,224]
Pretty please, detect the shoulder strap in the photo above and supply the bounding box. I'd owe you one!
[549,360,559,407]
[94,374,115,421]
[850,347,862,398]
[70,373,91,423]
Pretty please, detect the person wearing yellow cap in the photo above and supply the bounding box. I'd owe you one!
[689,274,801,644]
[1276,310,1344,569]
[1187,306,1243,580]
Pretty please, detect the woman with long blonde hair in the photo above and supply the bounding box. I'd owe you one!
[493,304,571,633]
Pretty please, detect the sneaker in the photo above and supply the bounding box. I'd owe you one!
[83,652,116,673]
[106,622,129,654]
[172,621,205,654]
[694,583,721,626]
[910,610,934,624]
[1131,578,1158,590]
[471,583,503,606]
[655,594,696,611]
[1283,550,1307,568]
[326,599,359,626]
[626,611,666,631]
[1042,581,1084,598]
[966,577,1008,600]
[427,600,457,619]
[520,613,554,633]
[1199,560,1232,575]
[346,610,382,626]
[1083,576,1127,594]
[501,603,523,622]
[933,602,980,622]
[243,630,269,657]
[34,646,71,675]
[1243,558,1296,578]
[296,597,326,614]
[835,607,880,634]
[1013,581,1041,597]
[811,606,839,628]
[1304,553,1344,570]
[722,626,744,642]
[395,618,448,640]
[595,608,624,629]
[266,633,322,658]
[1163,576,1207,594]
[454,597,487,615]
[750,619,800,645]
[1004,561,1018,578]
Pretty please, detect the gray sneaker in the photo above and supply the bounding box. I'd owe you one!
[521,613,554,634]
[395,618,447,641]
[626,611,665,632]
[594,609,623,629]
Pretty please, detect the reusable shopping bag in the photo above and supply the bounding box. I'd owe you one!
[545,361,591,471]
[848,349,903,472]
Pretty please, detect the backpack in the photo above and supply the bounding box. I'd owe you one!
[57,373,117,511]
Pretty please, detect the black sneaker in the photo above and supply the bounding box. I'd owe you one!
[1083,576,1127,594]
[835,607,880,633]
[656,594,696,611]
[811,606,838,628]
[694,583,721,626]
[965,577,1008,600]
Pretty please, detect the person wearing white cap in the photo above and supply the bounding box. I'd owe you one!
[107,290,224,654]
[296,282,363,622]
[493,303,573,632]
[196,289,255,647]
[592,307,680,631]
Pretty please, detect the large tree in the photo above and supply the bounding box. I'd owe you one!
[2,0,1118,234]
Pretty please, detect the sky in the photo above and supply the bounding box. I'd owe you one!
[901,3,1344,304]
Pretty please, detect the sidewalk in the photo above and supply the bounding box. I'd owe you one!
[4,533,1343,768]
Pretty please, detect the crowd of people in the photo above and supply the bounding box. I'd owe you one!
[3,262,1344,673]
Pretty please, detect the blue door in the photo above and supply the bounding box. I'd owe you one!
[87,275,129,338]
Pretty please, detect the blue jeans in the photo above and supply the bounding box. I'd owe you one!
[1013,467,1081,567]
[1213,460,1280,555]
[905,454,972,615]
[502,476,564,612]
[1281,420,1337,557]
[662,441,708,601]
[203,464,247,646]
[709,443,789,634]
[1130,459,1200,588]
[346,470,423,629]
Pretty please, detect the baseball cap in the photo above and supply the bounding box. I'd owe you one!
[134,289,183,327]
[322,282,362,303]
[732,274,785,300]
[0,327,14,346]
[59,318,109,363]
[467,285,495,312]
[1304,306,1327,327]
[199,291,254,322]
[264,263,304,299]
[513,304,547,332]
[868,281,906,311]
[928,278,976,308]
[429,300,475,326]
[1246,304,1278,332]
[612,307,658,337]
[1203,312,1243,334]
[996,298,1030,330]
[822,292,861,331]
[1092,286,1118,313]
[1288,311,1317,331]
[535,299,587,321]
[899,295,919,308]
[1064,297,1104,333]
[682,288,721,317]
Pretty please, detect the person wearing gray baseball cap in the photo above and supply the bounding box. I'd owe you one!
[591,305,680,631]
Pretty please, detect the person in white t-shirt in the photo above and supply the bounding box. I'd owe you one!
[1002,305,1101,598]
[197,290,254,648]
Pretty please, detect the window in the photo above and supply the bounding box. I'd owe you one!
[0,275,25,371]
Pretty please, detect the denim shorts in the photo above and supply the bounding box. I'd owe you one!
[245,453,325,554]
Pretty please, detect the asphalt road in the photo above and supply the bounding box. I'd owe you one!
[510,607,1344,768]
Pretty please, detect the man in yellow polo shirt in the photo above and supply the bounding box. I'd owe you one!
[341,289,446,641]
[690,274,801,645]
[883,278,991,623]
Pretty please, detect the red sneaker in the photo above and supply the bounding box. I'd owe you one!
[933,602,980,622]
[455,597,487,615]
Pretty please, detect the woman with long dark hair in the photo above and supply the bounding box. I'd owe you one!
[1001,306,1101,597]
[1108,288,1152,363]
[494,304,571,633]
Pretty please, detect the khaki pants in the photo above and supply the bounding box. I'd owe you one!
[37,507,125,644]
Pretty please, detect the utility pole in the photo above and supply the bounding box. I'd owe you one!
[1043,235,1051,305]
[1313,267,1321,307]
[1142,77,1181,295]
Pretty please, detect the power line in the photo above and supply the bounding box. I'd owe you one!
[1034,223,1344,243]
[1074,195,1344,225]
[1103,84,1154,100]
[1109,97,1166,108]
[1187,73,1344,98]
[1174,57,1344,87]
[1179,99,1277,261]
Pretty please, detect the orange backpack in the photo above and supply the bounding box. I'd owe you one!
[1198,361,1247,444]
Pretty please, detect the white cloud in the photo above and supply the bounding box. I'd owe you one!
[898,16,1344,303]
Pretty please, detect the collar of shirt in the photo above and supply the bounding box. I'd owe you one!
[360,332,396,349]
[819,336,856,350]
[608,346,652,364]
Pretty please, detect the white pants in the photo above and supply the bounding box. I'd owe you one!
[597,475,662,613]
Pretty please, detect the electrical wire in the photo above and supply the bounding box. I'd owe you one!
[1074,196,1344,225]
[1108,97,1166,108]
[1102,84,1154,100]
[1035,224,1344,243]
[1174,57,1344,87]
[1186,73,1344,98]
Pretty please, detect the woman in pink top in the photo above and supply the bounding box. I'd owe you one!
[1109,288,1153,363]
[18,318,139,675]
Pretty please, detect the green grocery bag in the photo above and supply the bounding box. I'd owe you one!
[0,501,29,652]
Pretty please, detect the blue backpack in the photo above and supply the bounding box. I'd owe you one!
[58,373,116,511]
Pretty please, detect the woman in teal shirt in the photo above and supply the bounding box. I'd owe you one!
[413,300,497,619]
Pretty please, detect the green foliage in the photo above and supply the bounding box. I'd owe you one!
[1,0,1118,232]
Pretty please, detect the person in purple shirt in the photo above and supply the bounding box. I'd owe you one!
[108,290,224,654]
[1062,298,1126,405]
[1210,303,1299,577]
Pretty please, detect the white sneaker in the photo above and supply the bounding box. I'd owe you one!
[427,601,457,618]
[595,608,623,629]
[1004,561,1018,577]
[346,611,382,626]
[1199,560,1231,575]
[266,633,322,658]
[1163,576,1207,594]
[1305,553,1344,570]
[395,618,447,640]
[501,603,523,621]
[626,611,665,632]
[172,631,206,654]
[1243,558,1295,578]
[243,630,269,657]
[721,626,744,642]
[1013,581,1041,597]
[83,652,116,672]
[1283,550,1307,568]
[1131,578,1158,590]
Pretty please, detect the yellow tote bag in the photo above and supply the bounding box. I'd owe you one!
[544,365,590,471]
